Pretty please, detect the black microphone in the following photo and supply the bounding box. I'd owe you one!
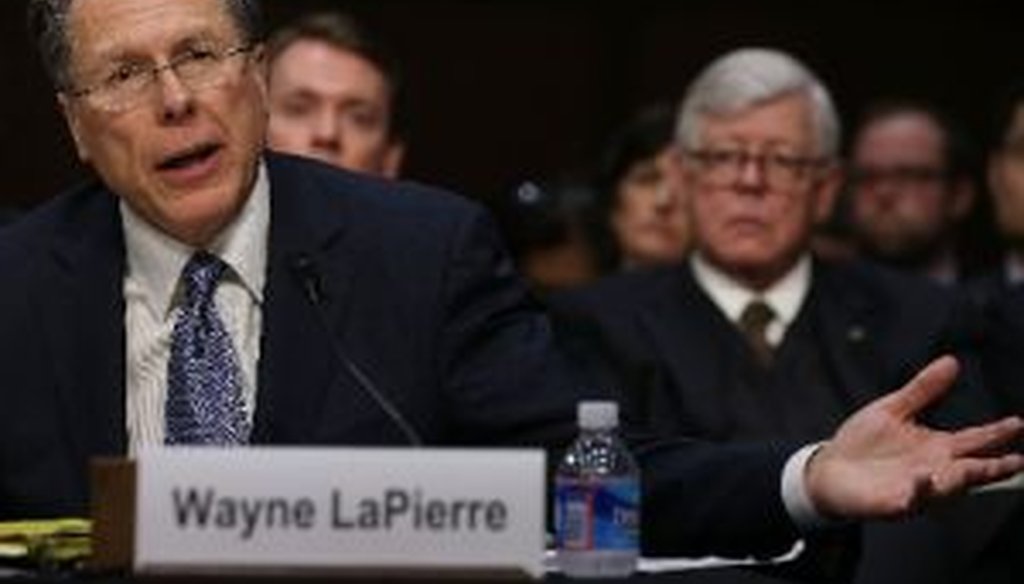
[290,255,423,446]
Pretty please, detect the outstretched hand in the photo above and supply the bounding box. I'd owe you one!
[806,355,1024,519]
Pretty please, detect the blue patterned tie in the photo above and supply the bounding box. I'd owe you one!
[165,252,250,445]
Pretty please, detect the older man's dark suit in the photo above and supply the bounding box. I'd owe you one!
[0,153,804,559]
[550,261,1005,583]
[551,261,990,436]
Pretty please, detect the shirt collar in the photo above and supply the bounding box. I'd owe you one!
[1006,252,1024,285]
[690,252,812,329]
[121,161,270,319]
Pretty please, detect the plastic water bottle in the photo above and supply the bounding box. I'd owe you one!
[554,401,640,578]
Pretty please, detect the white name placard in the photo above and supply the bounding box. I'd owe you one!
[134,447,546,578]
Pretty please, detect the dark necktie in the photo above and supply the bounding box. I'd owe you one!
[165,252,250,445]
[739,300,776,368]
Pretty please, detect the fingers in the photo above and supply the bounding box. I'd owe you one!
[948,416,1024,457]
[930,454,1024,497]
[878,355,960,419]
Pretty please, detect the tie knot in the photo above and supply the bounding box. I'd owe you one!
[181,252,226,303]
[739,300,775,368]
[739,300,775,334]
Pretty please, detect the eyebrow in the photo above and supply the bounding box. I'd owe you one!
[83,29,227,67]
[280,86,379,109]
[278,88,323,103]
[702,141,804,153]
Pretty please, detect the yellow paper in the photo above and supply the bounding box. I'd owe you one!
[0,519,91,564]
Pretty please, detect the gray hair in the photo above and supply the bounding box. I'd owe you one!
[27,0,265,90]
[676,48,841,159]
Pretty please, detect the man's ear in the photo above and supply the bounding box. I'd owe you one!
[382,141,405,179]
[813,162,843,225]
[247,43,270,104]
[58,93,90,162]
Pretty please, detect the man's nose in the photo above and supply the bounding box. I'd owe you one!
[310,110,341,152]
[155,67,196,123]
[736,155,769,191]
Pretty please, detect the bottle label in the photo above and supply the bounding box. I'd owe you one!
[555,477,639,551]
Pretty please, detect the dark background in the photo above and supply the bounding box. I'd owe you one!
[1,0,1020,210]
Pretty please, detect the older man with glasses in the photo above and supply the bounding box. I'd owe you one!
[552,48,1012,582]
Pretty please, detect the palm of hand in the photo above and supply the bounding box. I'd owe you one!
[807,356,1024,519]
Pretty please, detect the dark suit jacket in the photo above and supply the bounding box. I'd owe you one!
[549,260,1005,583]
[0,153,800,559]
[958,271,1024,584]
[550,259,991,436]
[971,269,1024,415]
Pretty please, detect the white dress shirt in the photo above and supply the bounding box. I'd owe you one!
[690,252,829,528]
[122,163,270,454]
[1006,251,1024,285]
[690,252,811,347]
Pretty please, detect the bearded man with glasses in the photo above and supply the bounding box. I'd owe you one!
[847,100,979,285]
[552,48,1011,583]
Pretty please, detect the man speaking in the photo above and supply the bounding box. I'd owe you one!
[1,0,1021,560]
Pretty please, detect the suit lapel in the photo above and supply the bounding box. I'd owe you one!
[634,267,731,427]
[42,188,127,461]
[39,160,366,451]
[635,261,883,433]
[812,261,882,405]
[252,156,356,443]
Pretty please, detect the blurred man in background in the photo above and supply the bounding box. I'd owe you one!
[266,12,404,177]
[847,100,977,284]
[975,80,1024,416]
[987,81,1024,286]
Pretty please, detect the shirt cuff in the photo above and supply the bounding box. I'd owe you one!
[781,442,833,530]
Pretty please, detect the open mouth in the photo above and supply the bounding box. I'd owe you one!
[156,142,222,172]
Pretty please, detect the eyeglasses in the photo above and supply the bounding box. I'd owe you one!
[65,44,255,114]
[848,166,947,190]
[685,148,827,189]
